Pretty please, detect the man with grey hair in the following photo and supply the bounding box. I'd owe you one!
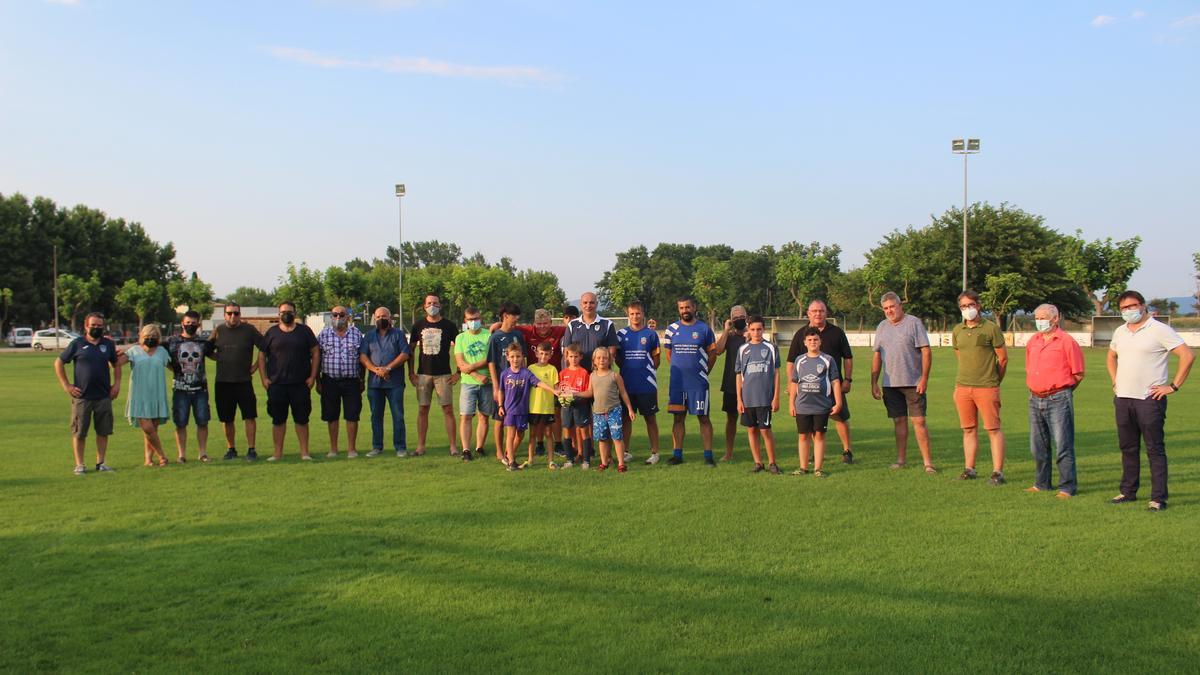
[1024,303,1084,498]
[317,305,364,458]
[787,299,856,463]
[359,306,411,457]
[870,292,936,473]
[714,305,748,461]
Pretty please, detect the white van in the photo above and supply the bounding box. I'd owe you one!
[7,327,32,347]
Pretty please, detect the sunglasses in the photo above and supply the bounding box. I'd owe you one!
[331,313,347,317]
[225,311,240,316]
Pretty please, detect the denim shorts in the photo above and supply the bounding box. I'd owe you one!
[172,390,211,427]
[459,383,496,417]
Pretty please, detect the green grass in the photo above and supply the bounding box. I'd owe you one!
[1,348,1197,673]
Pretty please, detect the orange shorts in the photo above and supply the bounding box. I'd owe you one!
[953,385,1001,430]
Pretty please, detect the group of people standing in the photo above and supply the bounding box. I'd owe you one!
[55,287,1192,510]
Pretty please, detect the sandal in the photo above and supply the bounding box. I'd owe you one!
[198,454,210,463]
[924,465,938,474]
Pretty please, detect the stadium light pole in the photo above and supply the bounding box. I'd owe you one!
[951,138,980,292]
[395,183,405,328]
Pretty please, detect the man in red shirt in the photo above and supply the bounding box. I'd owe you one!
[1024,303,1085,498]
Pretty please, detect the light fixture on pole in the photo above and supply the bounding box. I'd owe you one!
[951,138,980,292]
[395,183,405,328]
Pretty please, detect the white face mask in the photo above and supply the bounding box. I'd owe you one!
[961,307,979,322]
[1035,319,1052,333]
[1121,308,1143,324]
[428,305,441,317]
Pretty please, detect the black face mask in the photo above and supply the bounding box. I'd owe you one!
[376,319,391,331]
[680,312,694,323]
[182,325,197,336]
[280,311,295,325]
[732,318,746,331]
[88,327,104,339]
[144,338,159,348]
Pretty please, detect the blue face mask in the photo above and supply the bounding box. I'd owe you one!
[1034,319,1052,332]
[467,320,481,331]
[1121,308,1143,324]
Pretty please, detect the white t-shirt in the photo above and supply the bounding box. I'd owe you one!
[1110,318,1185,399]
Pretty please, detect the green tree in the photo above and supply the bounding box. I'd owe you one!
[691,256,735,324]
[167,272,215,319]
[1147,298,1179,317]
[599,265,646,313]
[275,263,326,316]
[399,240,463,268]
[774,242,842,316]
[115,279,164,328]
[445,264,513,320]
[226,286,276,307]
[324,265,368,310]
[57,271,102,331]
[1,287,12,335]
[1061,232,1142,315]
[980,272,1023,332]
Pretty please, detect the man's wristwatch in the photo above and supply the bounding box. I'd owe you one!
[1170,383,1179,392]
[844,378,853,383]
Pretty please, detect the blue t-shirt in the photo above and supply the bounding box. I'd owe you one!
[487,329,527,378]
[616,326,659,395]
[734,339,780,408]
[664,320,715,391]
[59,337,118,401]
[359,327,410,389]
[791,353,841,415]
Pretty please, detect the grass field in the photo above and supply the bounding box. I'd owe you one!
[1,348,1197,673]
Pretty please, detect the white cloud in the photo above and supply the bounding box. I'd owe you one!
[263,46,560,83]
[1170,14,1200,29]
[1131,10,1146,20]
[1091,14,1116,27]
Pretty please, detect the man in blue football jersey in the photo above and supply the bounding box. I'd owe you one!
[616,300,662,464]
[663,296,718,466]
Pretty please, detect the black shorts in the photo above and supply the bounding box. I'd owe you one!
[722,389,739,415]
[267,383,312,425]
[562,402,592,428]
[215,381,257,423]
[622,392,658,418]
[882,387,926,419]
[831,397,850,422]
[319,375,363,422]
[740,407,773,429]
[528,413,556,426]
[795,413,830,434]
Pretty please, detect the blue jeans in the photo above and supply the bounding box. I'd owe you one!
[1028,389,1076,494]
[172,390,211,428]
[367,386,407,451]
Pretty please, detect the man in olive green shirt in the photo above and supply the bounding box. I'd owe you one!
[952,290,1008,485]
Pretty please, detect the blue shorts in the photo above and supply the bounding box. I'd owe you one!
[172,390,211,428]
[503,413,529,431]
[592,408,623,441]
[667,388,709,416]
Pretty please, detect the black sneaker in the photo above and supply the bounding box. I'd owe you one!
[1110,494,1137,504]
[535,444,546,456]
[751,463,765,473]
[768,463,781,475]
[987,471,1006,486]
[667,456,684,465]
[704,456,717,467]
[462,449,474,462]
[223,448,238,461]
[955,468,977,480]
[841,450,854,464]
[246,449,258,461]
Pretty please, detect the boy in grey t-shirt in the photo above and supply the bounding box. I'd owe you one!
[789,327,843,477]
[734,316,781,474]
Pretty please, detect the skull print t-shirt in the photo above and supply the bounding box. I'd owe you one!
[167,334,216,393]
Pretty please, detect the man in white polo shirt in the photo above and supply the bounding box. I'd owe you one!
[1107,290,1194,511]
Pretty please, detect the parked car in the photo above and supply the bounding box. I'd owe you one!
[106,330,129,345]
[31,329,80,351]
[7,327,33,347]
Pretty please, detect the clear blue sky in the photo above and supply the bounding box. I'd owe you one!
[2,1,1198,303]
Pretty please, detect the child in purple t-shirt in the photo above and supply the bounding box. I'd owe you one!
[498,343,558,471]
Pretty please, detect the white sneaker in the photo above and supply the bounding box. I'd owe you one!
[623,452,633,463]
[366,449,383,457]
[95,463,114,472]
[645,453,660,465]
[396,450,408,458]
[347,451,359,459]
[301,455,313,461]
[562,461,574,469]
[73,465,87,475]
[266,456,279,462]
[581,461,590,470]
[326,452,339,459]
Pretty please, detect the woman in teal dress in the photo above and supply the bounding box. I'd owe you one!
[119,324,172,466]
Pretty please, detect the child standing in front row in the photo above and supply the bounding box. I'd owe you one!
[573,347,635,472]
[735,316,781,474]
[558,343,593,468]
[788,326,843,477]
[498,343,558,471]
[526,342,560,470]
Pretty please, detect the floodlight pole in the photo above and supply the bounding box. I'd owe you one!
[395,184,405,328]
[951,139,980,292]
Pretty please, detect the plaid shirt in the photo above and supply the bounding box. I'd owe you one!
[318,324,364,379]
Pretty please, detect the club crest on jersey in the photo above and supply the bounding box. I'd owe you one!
[640,337,647,345]
[691,332,698,340]
[99,345,108,354]
[759,347,768,358]
[816,363,825,374]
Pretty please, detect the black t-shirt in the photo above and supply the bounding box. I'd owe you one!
[167,335,215,392]
[59,337,118,400]
[262,324,319,385]
[787,323,854,370]
[720,331,746,392]
[409,317,460,376]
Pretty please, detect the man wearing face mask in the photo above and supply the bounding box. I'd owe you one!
[317,305,365,458]
[1107,290,1194,511]
[54,312,122,475]
[208,302,265,461]
[951,290,1008,485]
[359,307,411,457]
[454,306,492,461]
[258,301,320,461]
[713,305,748,462]
[167,310,216,462]
[407,294,460,457]
[1024,303,1084,498]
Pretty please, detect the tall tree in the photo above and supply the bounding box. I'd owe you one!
[1,287,12,335]
[980,272,1023,331]
[691,256,735,324]
[774,242,842,316]
[225,286,276,307]
[115,279,164,329]
[274,263,326,316]
[324,265,368,310]
[167,272,215,319]
[58,271,103,331]
[1061,232,1142,315]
